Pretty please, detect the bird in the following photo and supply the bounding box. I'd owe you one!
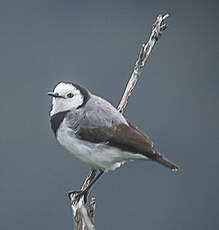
[48,81,179,198]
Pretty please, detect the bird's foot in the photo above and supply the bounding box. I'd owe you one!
[68,190,88,203]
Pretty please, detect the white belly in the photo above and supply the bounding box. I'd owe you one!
[57,122,147,171]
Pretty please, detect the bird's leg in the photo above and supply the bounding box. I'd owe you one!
[68,170,104,202]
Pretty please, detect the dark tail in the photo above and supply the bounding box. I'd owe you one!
[154,155,179,171]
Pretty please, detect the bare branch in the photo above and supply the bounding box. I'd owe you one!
[117,13,169,113]
[69,13,169,230]
[70,169,97,230]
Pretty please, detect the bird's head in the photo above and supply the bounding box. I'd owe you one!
[48,82,90,116]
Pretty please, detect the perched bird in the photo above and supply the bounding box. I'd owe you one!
[48,82,179,197]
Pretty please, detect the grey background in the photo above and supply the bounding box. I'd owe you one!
[0,0,218,229]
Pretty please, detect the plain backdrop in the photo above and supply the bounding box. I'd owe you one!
[0,0,218,229]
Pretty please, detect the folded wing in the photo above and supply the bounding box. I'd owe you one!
[66,99,179,171]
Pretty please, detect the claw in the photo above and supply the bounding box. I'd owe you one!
[68,190,88,203]
[68,190,80,200]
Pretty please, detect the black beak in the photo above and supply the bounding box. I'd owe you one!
[48,92,65,98]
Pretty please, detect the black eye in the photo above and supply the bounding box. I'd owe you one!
[67,93,74,98]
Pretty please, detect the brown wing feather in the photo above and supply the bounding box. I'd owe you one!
[108,121,159,159]
[109,121,179,171]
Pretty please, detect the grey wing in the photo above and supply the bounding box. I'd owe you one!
[65,96,155,155]
[65,96,179,170]
[76,111,116,143]
[74,109,159,159]
[66,96,128,143]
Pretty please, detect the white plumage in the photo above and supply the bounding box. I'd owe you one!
[57,118,147,171]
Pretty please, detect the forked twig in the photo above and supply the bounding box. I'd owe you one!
[117,13,169,113]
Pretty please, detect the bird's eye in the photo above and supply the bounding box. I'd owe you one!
[67,93,74,98]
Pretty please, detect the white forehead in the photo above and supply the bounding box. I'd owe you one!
[54,82,79,95]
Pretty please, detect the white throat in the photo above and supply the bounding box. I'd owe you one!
[49,82,84,116]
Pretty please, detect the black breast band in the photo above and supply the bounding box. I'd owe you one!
[50,110,69,136]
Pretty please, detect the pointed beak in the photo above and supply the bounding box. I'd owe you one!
[48,92,65,98]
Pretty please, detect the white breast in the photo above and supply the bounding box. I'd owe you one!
[57,119,147,171]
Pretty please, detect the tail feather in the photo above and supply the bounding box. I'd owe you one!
[154,155,179,171]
